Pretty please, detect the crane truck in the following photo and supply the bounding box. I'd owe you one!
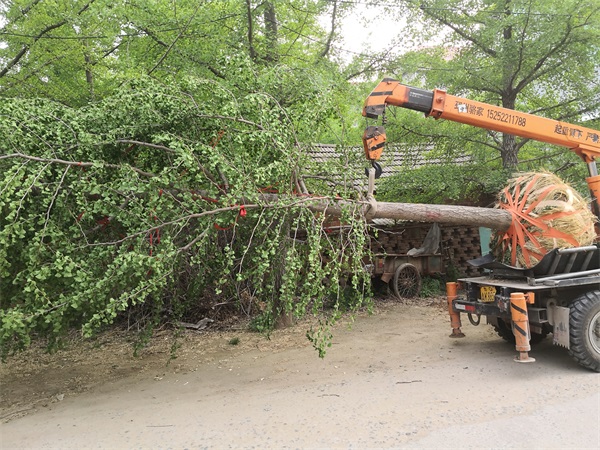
[362,78,600,372]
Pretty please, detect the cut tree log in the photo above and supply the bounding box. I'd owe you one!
[366,201,512,230]
[236,193,514,231]
[305,199,513,231]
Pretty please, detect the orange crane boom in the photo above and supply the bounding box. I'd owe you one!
[362,78,600,219]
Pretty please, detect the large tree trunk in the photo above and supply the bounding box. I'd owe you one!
[304,199,513,231]
[245,0,257,62]
[499,1,519,169]
[500,85,519,169]
[84,49,95,102]
[256,194,514,231]
[263,2,278,64]
[369,202,512,230]
[501,132,519,168]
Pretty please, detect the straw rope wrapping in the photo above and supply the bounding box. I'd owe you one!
[492,172,597,268]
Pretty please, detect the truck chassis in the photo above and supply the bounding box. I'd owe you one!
[450,245,600,372]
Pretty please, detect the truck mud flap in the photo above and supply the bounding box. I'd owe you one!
[551,306,570,349]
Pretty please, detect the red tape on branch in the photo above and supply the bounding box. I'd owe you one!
[213,205,247,231]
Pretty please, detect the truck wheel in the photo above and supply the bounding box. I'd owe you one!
[391,263,421,299]
[493,318,548,345]
[568,290,600,372]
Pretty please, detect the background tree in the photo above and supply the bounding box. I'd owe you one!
[0,1,352,102]
[362,0,600,204]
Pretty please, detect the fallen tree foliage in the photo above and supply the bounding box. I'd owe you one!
[0,76,372,358]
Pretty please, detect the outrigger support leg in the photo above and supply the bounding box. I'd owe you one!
[446,282,465,338]
[510,292,536,363]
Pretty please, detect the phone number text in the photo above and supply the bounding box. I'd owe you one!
[487,109,527,127]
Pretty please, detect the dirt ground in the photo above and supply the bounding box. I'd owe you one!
[1,296,599,449]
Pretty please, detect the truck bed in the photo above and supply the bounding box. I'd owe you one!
[463,244,600,289]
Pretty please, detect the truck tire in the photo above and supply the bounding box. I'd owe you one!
[390,263,421,299]
[493,318,548,345]
[568,290,600,372]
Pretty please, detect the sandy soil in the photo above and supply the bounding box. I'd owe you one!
[1,297,599,449]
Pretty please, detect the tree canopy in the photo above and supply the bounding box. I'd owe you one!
[0,1,351,101]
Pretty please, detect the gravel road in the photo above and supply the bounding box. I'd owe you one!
[1,302,599,449]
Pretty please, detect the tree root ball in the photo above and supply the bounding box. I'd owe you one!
[491,171,597,268]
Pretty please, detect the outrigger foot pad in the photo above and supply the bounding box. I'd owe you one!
[514,352,535,363]
[449,329,465,338]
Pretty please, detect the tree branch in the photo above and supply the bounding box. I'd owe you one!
[320,0,337,58]
[116,140,177,154]
[147,1,202,75]
[510,0,533,90]
[513,13,595,93]
[397,123,501,153]
[420,7,497,58]
[15,163,50,219]
[83,204,260,248]
[0,0,96,78]
[136,25,225,79]
[0,57,62,93]
[194,113,266,130]
[20,0,43,16]
[180,229,210,251]
[344,49,394,81]
[529,98,600,123]
[41,165,70,243]
[0,153,156,178]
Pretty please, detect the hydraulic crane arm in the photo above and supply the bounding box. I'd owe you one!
[362,78,600,164]
[362,78,600,220]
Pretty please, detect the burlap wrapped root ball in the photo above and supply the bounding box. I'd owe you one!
[491,171,597,268]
